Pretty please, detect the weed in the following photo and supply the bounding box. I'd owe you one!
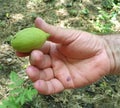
[81,8,89,15]
[102,0,114,9]
[92,10,113,34]
[0,71,38,108]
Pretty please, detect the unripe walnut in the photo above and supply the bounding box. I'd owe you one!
[11,27,50,53]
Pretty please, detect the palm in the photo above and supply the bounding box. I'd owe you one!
[49,42,109,89]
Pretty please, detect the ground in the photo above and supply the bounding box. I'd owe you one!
[0,0,120,108]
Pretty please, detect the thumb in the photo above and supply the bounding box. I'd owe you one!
[35,17,80,44]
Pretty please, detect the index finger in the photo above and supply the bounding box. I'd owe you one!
[16,51,30,57]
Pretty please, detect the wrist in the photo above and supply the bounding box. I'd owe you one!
[103,35,120,74]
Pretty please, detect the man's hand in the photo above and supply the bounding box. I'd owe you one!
[17,18,111,95]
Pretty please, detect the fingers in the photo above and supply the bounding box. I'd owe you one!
[16,51,30,57]
[38,41,50,54]
[35,17,81,44]
[26,65,54,82]
[26,65,64,95]
[34,79,64,95]
[30,50,51,69]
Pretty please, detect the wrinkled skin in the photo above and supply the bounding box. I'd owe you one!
[17,18,111,95]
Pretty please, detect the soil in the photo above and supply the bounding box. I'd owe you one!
[0,0,120,108]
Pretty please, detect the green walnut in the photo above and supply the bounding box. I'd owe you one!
[11,27,50,53]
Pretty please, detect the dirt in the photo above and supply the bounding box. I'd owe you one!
[0,0,120,108]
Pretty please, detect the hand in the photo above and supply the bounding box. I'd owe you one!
[17,18,111,95]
